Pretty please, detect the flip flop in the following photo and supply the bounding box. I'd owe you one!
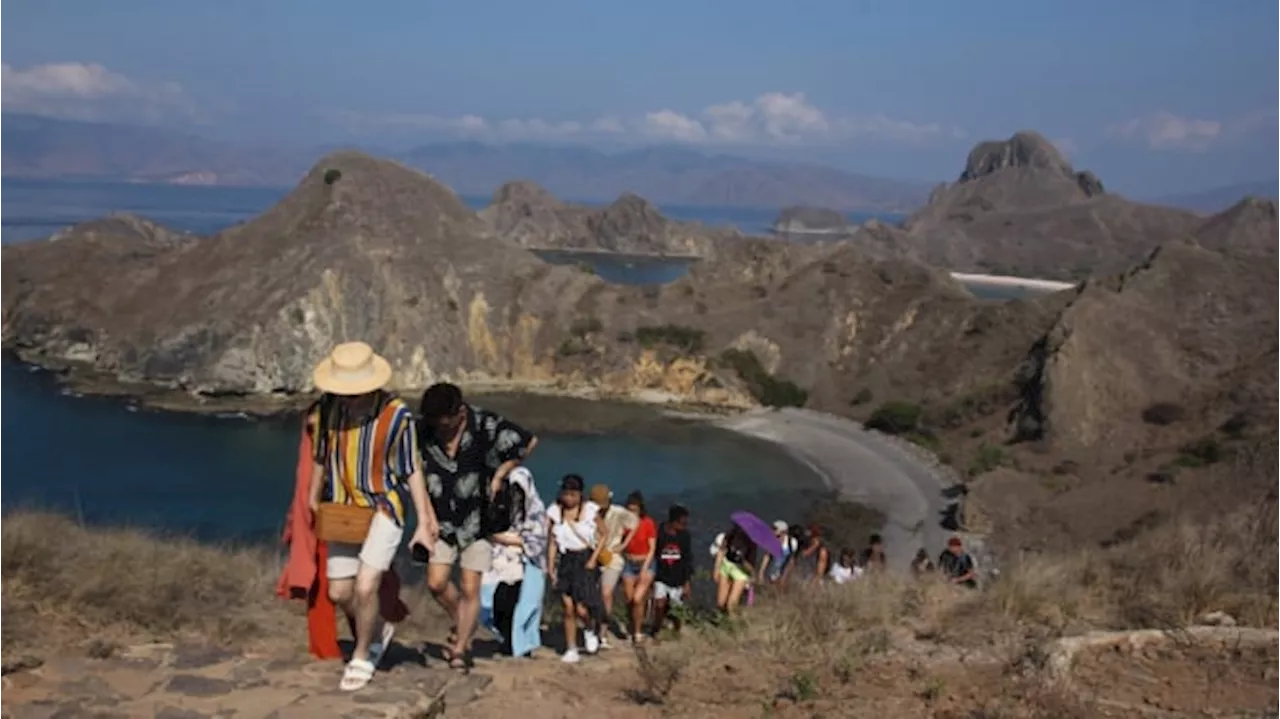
[339,658,376,692]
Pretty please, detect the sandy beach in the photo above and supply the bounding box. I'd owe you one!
[715,407,956,570]
[949,272,1076,292]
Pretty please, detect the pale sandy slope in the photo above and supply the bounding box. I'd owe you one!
[716,407,955,570]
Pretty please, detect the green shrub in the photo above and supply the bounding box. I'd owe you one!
[322,168,342,185]
[850,388,874,406]
[967,442,1008,477]
[717,348,808,408]
[1175,436,1223,467]
[635,325,705,354]
[865,401,922,435]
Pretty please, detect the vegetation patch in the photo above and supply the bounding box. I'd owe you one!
[717,348,808,408]
[322,168,342,185]
[967,442,1009,477]
[1174,436,1223,467]
[635,324,706,354]
[865,401,923,435]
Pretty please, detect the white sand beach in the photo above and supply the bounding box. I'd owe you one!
[949,272,1076,293]
[715,407,955,570]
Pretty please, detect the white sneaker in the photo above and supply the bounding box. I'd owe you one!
[599,635,612,650]
[561,648,581,664]
[583,630,600,654]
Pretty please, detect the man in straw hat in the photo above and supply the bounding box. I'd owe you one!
[308,341,433,691]
[418,381,538,671]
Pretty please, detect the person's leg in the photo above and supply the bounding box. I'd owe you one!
[651,583,670,637]
[599,565,622,638]
[725,579,748,616]
[630,566,655,639]
[561,594,578,654]
[493,581,520,655]
[715,565,731,612]
[351,513,403,663]
[452,540,492,660]
[426,540,460,626]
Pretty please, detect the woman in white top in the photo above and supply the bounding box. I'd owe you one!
[546,473,605,663]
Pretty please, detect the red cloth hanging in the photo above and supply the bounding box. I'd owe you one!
[277,416,409,660]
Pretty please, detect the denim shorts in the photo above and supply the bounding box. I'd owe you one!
[622,556,654,578]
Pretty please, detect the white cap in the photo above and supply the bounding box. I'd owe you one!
[772,520,789,533]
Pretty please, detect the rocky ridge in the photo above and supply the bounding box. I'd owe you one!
[479,180,730,256]
[890,130,1203,280]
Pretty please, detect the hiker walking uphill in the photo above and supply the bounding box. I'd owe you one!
[548,474,607,663]
[307,342,433,692]
[589,483,638,645]
[416,382,538,673]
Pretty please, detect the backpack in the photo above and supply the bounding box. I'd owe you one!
[483,479,520,536]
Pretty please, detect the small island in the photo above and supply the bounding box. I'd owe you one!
[770,205,850,235]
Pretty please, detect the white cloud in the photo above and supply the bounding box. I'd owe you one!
[1,62,192,123]
[332,92,959,147]
[642,92,956,146]
[1107,111,1224,152]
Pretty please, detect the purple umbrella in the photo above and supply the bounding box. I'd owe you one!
[730,510,785,561]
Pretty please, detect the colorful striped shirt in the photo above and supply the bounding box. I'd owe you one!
[309,393,421,527]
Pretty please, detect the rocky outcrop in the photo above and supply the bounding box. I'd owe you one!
[772,205,849,234]
[898,130,1200,281]
[0,152,978,409]
[479,181,726,256]
[1194,196,1278,256]
[1010,241,1278,463]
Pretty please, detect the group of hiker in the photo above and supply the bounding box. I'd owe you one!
[279,341,979,692]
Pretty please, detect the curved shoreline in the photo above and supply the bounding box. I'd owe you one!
[713,407,956,570]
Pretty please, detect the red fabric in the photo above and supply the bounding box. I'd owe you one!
[278,417,410,660]
[626,516,658,555]
[276,420,319,599]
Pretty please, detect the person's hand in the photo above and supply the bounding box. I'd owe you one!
[410,525,434,554]
[308,496,320,524]
[586,556,598,571]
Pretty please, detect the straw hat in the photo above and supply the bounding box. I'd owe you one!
[312,341,392,396]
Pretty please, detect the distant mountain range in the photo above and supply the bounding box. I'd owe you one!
[1149,181,1279,214]
[1,114,931,211]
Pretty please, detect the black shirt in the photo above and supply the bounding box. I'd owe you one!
[938,550,977,588]
[418,404,534,549]
[654,524,693,587]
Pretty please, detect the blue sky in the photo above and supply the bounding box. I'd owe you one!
[3,0,1276,194]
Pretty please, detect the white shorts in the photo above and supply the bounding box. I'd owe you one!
[653,582,684,604]
[326,511,403,579]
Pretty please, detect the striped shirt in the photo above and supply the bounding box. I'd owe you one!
[309,393,421,527]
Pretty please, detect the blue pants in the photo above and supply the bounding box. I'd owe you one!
[480,560,546,657]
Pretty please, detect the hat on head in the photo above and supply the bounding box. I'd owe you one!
[313,342,392,396]
[772,520,789,533]
[588,484,612,505]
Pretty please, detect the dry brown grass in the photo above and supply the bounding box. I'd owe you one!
[2,449,1274,716]
[0,512,299,654]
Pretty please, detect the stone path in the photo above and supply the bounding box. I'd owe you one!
[0,642,497,719]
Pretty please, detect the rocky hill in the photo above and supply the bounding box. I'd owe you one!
[478,181,729,256]
[1192,196,1278,256]
[771,205,849,234]
[3,149,1276,548]
[888,131,1203,280]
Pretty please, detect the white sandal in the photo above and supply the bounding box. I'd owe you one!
[340,658,376,692]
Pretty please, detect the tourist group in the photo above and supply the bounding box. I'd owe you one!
[277,342,979,692]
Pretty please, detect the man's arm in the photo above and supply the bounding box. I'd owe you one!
[484,411,538,494]
[407,468,436,541]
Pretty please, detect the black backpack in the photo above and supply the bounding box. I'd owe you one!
[483,479,524,536]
